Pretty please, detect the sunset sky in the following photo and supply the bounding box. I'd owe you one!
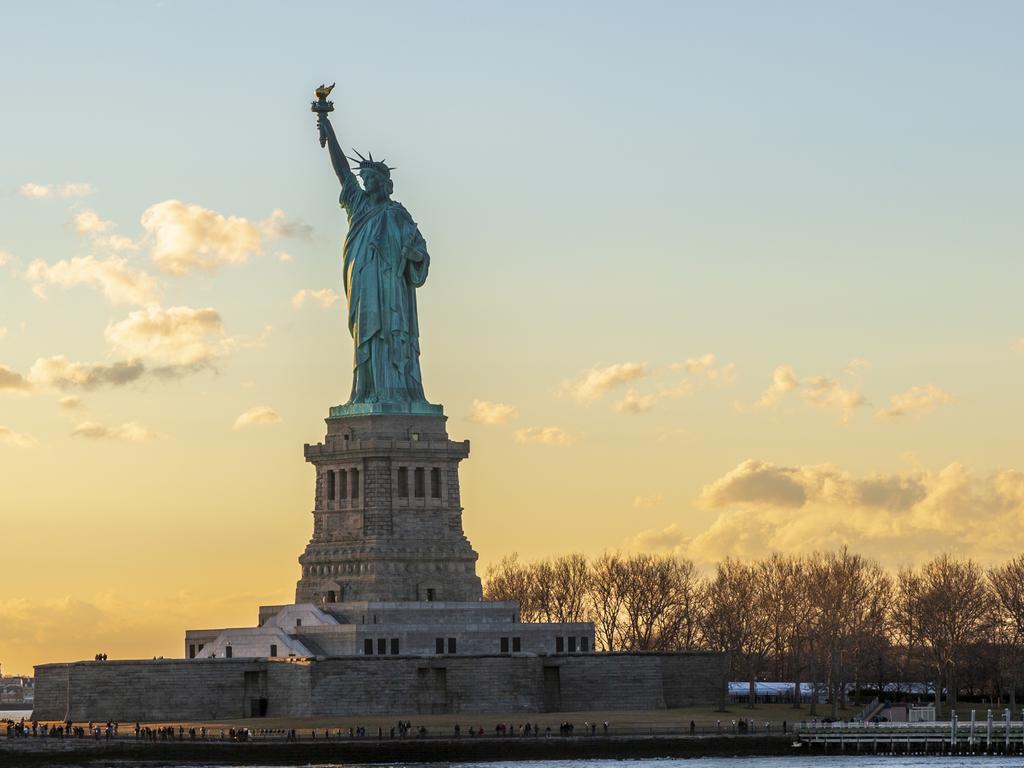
[2,2,1023,674]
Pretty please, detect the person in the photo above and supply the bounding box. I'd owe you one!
[690,719,696,735]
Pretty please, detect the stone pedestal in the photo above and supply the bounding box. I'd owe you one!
[296,410,482,604]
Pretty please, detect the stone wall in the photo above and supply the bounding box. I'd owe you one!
[34,659,310,722]
[35,652,724,721]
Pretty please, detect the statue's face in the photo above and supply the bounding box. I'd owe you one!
[362,170,386,198]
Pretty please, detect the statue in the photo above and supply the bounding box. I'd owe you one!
[312,85,438,415]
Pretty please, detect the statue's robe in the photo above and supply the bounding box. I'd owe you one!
[340,179,429,404]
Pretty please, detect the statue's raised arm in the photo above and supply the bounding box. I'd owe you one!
[311,84,356,190]
[319,115,357,189]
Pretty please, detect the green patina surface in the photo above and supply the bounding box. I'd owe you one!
[314,91,438,413]
[329,401,444,418]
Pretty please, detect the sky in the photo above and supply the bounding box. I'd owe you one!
[1,1,1022,674]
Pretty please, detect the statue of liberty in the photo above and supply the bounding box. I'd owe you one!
[312,86,437,413]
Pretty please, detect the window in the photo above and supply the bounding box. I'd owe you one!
[398,467,409,497]
[326,590,336,603]
[435,637,445,654]
[198,644,204,653]
[339,469,348,499]
[364,638,374,655]
[556,637,564,653]
[326,471,335,500]
[500,637,509,653]
[390,638,399,655]
[430,467,441,498]
[378,638,387,655]
[580,636,589,652]
[296,618,302,627]
[351,468,360,499]
[426,588,435,602]
[414,467,425,498]
[568,637,577,653]
[270,644,277,657]
[225,645,233,658]
[447,637,457,654]
[513,637,521,652]
[189,644,196,659]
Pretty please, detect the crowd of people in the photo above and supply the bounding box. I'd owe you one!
[4,717,618,741]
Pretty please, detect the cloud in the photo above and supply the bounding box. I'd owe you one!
[260,209,314,240]
[628,458,1024,568]
[513,426,573,446]
[104,305,229,367]
[71,421,159,442]
[800,376,867,424]
[632,495,664,509]
[233,406,282,430]
[467,399,518,425]
[877,385,954,420]
[562,362,648,402]
[292,288,339,309]
[72,209,139,251]
[18,182,94,199]
[72,209,112,234]
[140,201,310,275]
[0,365,32,392]
[753,365,801,408]
[615,388,657,414]
[29,356,146,390]
[844,357,871,375]
[0,426,37,448]
[276,251,294,263]
[670,353,736,383]
[142,200,264,275]
[25,255,158,306]
[748,364,866,423]
[0,250,13,267]
[59,395,83,411]
[0,327,7,340]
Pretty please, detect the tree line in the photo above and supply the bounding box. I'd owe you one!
[484,548,1024,716]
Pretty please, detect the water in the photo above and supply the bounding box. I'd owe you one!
[157,760,1024,767]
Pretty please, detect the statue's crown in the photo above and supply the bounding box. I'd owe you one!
[348,149,395,179]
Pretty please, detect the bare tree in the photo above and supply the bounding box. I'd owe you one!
[915,554,994,715]
[620,554,704,651]
[701,558,772,709]
[483,553,539,621]
[588,551,628,651]
[533,553,591,623]
[989,555,1024,709]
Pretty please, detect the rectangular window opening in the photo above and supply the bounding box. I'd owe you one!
[556,637,564,653]
[390,638,399,655]
[398,467,409,497]
[447,637,457,654]
[500,637,509,653]
[568,637,577,653]
[270,644,277,657]
[435,637,445,654]
[326,471,335,501]
[430,467,441,498]
[351,468,360,500]
[189,644,196,659]
[414,467,425,498]
[364,638,374,655]
[513,637,521,652]
[377,638,387,655]
[339,469,348,499]
[225,645,233,658]
[580,636,589,652]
